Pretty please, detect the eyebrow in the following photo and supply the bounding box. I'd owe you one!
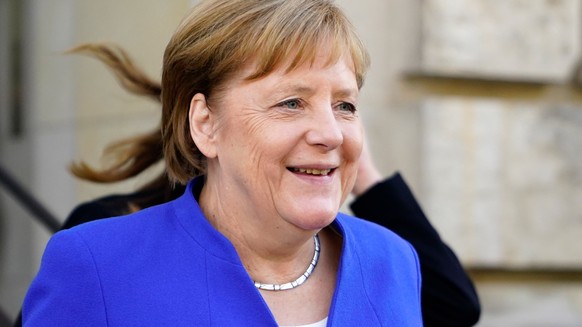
[272,83,358,99]
[273,83,315,97]
[333,88,358,99]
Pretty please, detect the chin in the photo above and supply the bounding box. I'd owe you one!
[291,208,339,231]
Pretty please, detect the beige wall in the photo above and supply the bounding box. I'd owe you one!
[0,0,191,318]
[338,0,424,187]
[72,1,191,201]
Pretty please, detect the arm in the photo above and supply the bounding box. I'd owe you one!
[350,141,481,326]
[22,231,107,326]
[12,195,132,327]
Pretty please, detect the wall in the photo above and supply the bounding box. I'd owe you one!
[0,0,76,316]
[0,0,190,320]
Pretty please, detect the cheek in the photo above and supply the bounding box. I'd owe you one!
[218,111,283,174]
[217,108,264,149]
[343,123,364,163]
[241,114,279,163]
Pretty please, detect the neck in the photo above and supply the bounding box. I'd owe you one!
[254,234,320,291]
[198,176,319,283]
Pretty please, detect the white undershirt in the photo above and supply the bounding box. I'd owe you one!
[281,317,328,327]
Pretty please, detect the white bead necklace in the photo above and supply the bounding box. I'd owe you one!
[253,234,321,291]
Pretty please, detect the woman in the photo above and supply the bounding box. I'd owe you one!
[22,0,423,325]
[17,142,480,327]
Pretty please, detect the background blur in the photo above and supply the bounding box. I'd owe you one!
[1,0,582,325]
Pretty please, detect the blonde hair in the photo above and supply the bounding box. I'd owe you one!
[70,0,370,190]
[162,0,370,184]
[68,44,163,184]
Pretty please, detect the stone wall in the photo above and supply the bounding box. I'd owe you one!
[410,1,582,324]
[411,0,582,270]
[420,97,582,268]
[421,0,581,82]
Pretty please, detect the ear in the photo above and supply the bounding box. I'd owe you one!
[189,93,217,158]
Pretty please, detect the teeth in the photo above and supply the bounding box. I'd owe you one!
[294,168,332,175]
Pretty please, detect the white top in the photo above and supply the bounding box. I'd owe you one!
[281,317,328,327]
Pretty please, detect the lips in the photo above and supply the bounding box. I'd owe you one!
[288,167,335,176]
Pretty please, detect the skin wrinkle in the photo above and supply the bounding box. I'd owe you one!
[200,177,315,284]
[241,111,313,272]
[193,50,362,291]
[219,108,298,265]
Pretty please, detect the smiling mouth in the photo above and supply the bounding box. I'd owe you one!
[288,167,335,176]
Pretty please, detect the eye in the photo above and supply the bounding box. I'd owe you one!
[337,102,356,113]
[277,99,302,110]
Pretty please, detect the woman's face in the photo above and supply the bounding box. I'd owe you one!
[202,52,363,232]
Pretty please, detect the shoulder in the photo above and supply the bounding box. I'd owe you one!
[55,180,205,261]
[42,198,182,268]
[332,213,422,321]
[336,212,417,256]
[335,212,420,284]
[23,225,112,325]
[23,197,196,325]
[67,199,177,248]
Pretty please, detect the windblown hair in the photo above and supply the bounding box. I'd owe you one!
[68,44,163,183]
[67,44,176,209]
[71,0,370,196]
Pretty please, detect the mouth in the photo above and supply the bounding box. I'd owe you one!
[288,167,336,176]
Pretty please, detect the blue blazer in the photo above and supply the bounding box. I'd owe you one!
[23,179,423,326]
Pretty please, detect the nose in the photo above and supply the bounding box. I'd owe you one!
[305,107,343,150]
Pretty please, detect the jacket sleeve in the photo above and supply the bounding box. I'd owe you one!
[350,172,481,327]
[22,230,108,327]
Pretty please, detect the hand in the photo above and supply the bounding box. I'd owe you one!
[352,135,382,197]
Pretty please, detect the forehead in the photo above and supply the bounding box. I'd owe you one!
[245,42,357,80]
[228,54,359,98]
[242,47,356,81]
